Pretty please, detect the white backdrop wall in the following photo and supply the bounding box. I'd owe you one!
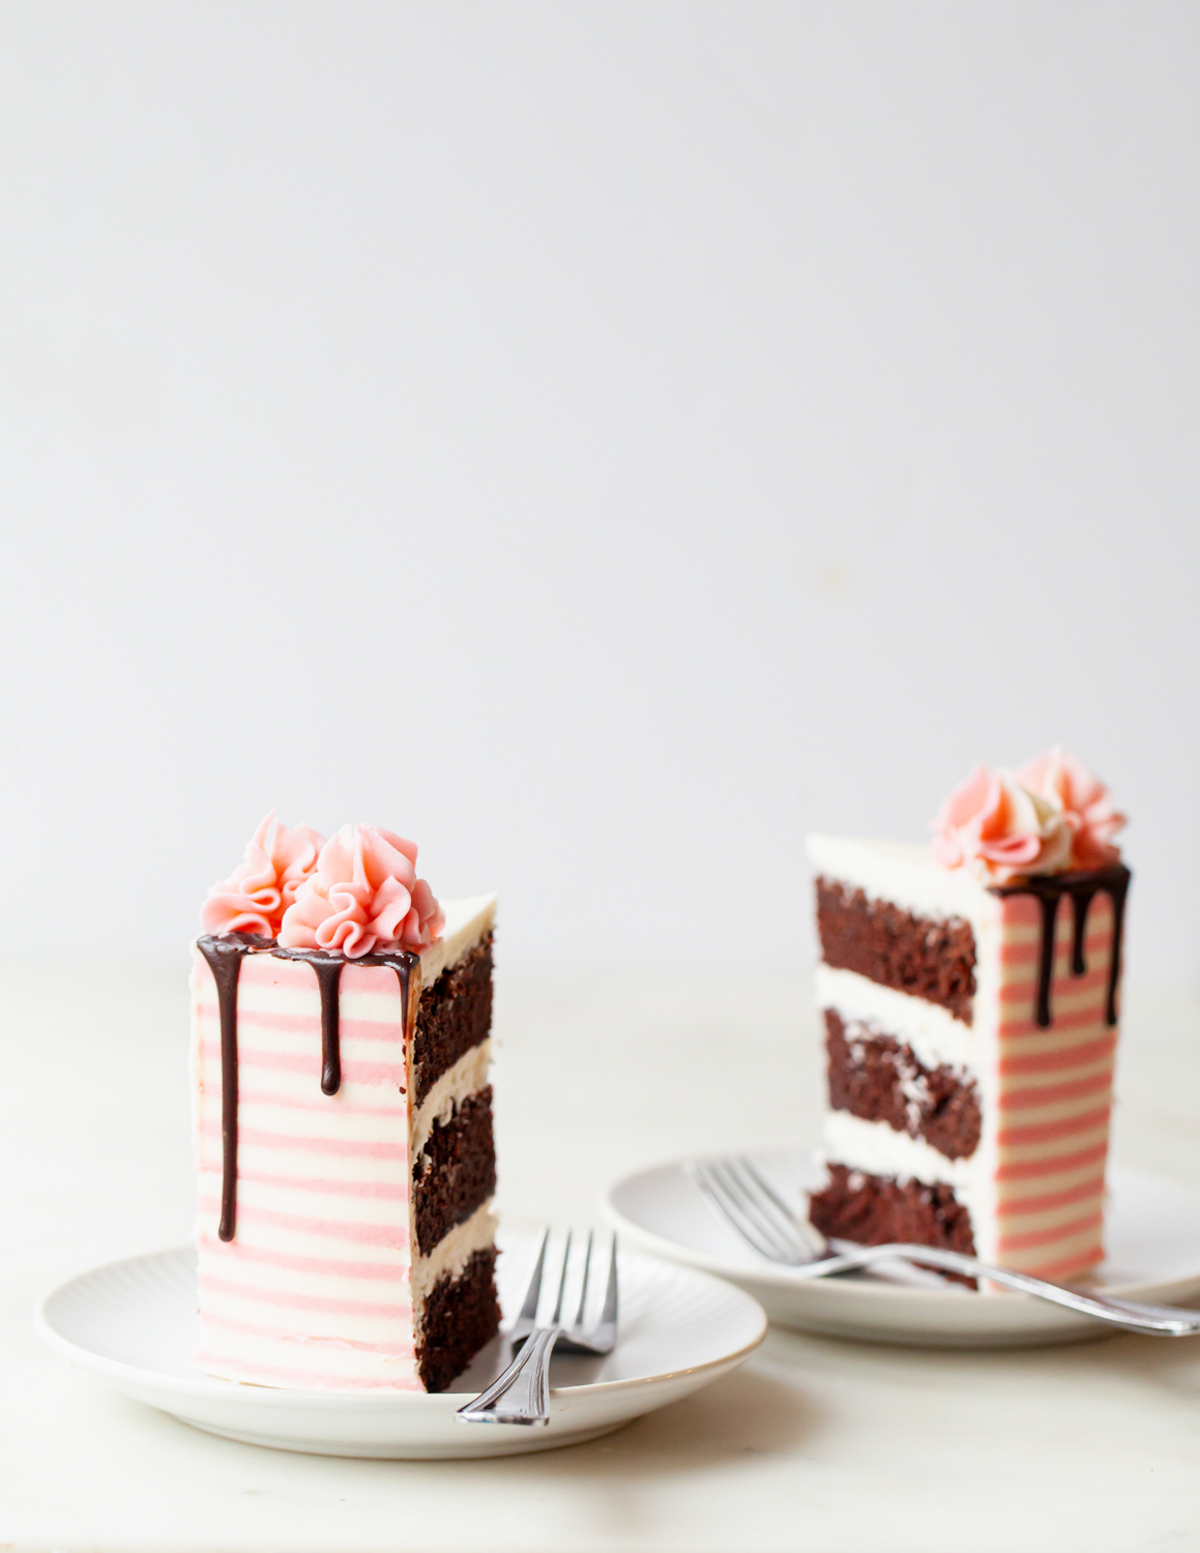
[1,2,1197,979]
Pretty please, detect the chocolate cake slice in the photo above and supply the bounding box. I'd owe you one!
[806,753,1129,1281]
[190,818,500,1391]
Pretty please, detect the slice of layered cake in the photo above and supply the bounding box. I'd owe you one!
[190,816,500,1391]
[808,751,1129,1281]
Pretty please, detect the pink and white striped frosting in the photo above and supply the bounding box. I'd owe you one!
[278,824,444,957]
[200,813,326,939]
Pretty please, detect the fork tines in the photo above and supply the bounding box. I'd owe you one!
[686,1156,819,1265]
[513,1227,619,1355]
[456,1227,618,1426]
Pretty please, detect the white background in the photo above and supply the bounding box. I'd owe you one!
[1,2,1196,980]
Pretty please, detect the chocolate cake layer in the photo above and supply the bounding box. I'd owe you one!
[416,1247,501,1393]
[816,877,977,1022]
[809,1163,976,1259]
[825,1010,982,1160]
[413,932,494,1106]
[412,1088,497,1256]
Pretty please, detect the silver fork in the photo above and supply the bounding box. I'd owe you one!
[687,1155,1200,1337]
[457,1229,619,1425]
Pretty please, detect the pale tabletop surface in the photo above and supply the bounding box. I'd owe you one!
[3,962,1200,1553]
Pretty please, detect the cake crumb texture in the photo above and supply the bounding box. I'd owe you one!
[416,1248,502,1394]
[414,933,494,1105]
[824,1010,982,1160]
[810,1163,976,1258]
[815,877,977,1022]
[413,1088,498,1256]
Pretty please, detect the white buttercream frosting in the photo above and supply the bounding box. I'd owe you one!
[820,1110,997,1265]
[410,1200,499,1313]
[814,964,980,1075]
[419,894,496,989]
[411,1041,493,1158]
[806,835,998,925]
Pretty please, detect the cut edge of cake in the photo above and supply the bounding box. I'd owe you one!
[407,893,501,1391]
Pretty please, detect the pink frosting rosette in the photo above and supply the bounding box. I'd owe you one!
[200,813,326,938]
[931,764,1072,884]
[1015,747,1125,869]
[278,824,445,958]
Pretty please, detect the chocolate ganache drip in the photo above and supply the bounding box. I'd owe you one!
[197,935,420,1242]
[355,950,419,1087]
[271,948,346,1094]
[990,864,1131,1029]
[196,933,271,1241]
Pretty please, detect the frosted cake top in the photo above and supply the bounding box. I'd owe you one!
[200,813,445,954]
[931,748,1125,884]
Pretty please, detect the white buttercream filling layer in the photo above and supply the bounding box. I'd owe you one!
[823,1109,973,1190]
[411,1040,493,1159]
[806,835,995,924]
[821,1110,996,1258]
[410,1200,498,1315]
[418,895,496,991]
[815,964,980,1074]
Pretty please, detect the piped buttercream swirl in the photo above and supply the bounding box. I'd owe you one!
[200,813,326,938]
[278,824,445,957]
[931,764,1073,884]
[1015,747,1126,869]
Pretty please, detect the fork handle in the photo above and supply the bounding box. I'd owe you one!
[456,1325,562,1425]
[811,1244,1200,1335]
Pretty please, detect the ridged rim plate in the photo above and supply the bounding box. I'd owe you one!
[35,1234,766,1458]
[602,1152,1200,1348]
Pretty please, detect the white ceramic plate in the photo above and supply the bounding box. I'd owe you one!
[35,1234,766,1459]
[602,1153,1200,1348]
